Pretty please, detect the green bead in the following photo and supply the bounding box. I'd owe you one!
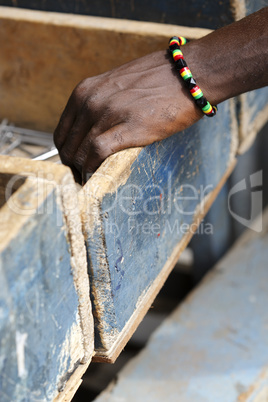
[202,102,211,112]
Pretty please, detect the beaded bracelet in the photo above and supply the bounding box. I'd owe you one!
[169,36,218,117]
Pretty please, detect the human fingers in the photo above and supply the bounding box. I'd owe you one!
[53,95,77,151]
[57,110,95,168]
[81,123,146,183]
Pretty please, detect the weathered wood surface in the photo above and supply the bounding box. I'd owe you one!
[191,121,268,281]
[0,6,211,132]
[237,89,268,154]
[96,208,268,402]
[0,157,93,401]
[0,6,266,151]
[0,0,265,29]
[0,4,266,372]
[244,0,268,18]
[190,181,234,282]
[81,98,238,362]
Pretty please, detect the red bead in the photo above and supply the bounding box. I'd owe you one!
[174,54,183,61]
[190,85,200,93]
[179,67,189,74]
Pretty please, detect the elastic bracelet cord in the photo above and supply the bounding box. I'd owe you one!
[169,36,218,117]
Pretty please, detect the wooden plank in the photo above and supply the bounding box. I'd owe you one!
[0,6,210,132]
[96,208,268,402]
[81,98,238,362]
[244,0,268,18]
[0,0,262,29]
[0,4,265,369]
[190,181,234,282]
[0,156,93,401]
[54,362,91,402]
[237,89,268,154]
[0,6,265,152]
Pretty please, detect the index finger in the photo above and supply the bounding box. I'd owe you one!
[53,95,77,151]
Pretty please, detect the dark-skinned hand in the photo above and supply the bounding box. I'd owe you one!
[53,50,202,184]
[54,7,268,184]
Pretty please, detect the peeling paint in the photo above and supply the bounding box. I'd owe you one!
[15,331,28,378]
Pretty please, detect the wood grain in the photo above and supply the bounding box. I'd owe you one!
[0,156,93,401]
[81,98,238,362]
[96,207,268,401]
[0,6,265,151]
[0,6,211,132]
[1,0,262,29]
[0,6,266,401]
[237,90,268,154]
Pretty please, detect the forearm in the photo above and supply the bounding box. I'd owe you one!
[182,7,268,105]
[54,7,268,180]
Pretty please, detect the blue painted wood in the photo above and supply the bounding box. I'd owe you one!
[240,87,268,128]
[191,87,268,280]
[0,163,92,401]
[84,99,236,359]
[230,123,268,237]
[0,193,79,401]
[190,181,234,282]
[0,0,264,29]
[96,209,268,402]
[0,0,236,29]
[234,87,268,153]
[244,0,267,17]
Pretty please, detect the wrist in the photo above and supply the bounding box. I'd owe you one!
[180,39,224,106]
[181,8,268,106]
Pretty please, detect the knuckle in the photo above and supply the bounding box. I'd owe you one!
[113,130,124,146]
[75,78,90,93]
[91,137,109,160]
[81,96,94,113]
[74,77,96,100]
[72,80,89,104]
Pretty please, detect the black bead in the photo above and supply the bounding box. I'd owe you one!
[169,43,180,52]
[174,59,187,70]
[195,97,207,108]
[206,111,216,117]
[184,77,196,89]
